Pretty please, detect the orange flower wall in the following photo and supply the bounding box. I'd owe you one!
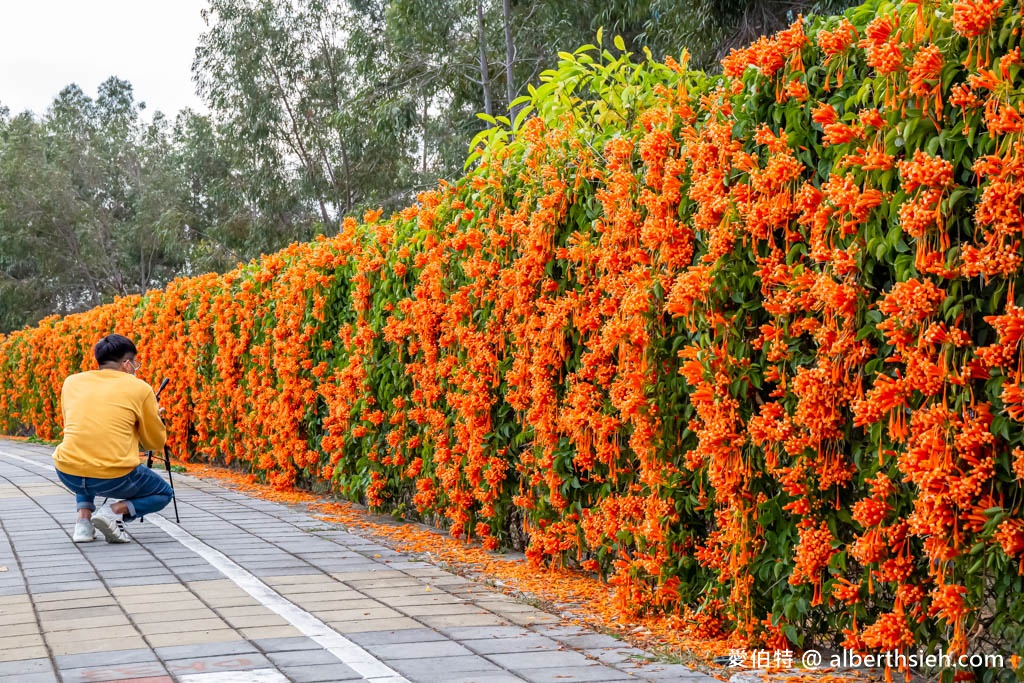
[5,0,1024,665]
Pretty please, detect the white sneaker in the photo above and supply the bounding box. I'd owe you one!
[92,507,131,544]
[72,519,97,543]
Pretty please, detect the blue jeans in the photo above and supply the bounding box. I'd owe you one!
[56,465,173,522]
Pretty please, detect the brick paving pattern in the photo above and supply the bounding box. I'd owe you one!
[0,439,716,683]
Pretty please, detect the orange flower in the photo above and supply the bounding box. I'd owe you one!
[952,0,1004,37]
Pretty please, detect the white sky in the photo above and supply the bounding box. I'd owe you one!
[0,0,210,119]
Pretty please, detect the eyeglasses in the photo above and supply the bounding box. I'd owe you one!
[122,358,141,373]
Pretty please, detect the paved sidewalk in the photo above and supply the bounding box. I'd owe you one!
[0,439,716,683]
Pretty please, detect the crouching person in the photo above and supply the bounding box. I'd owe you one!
[53,333,172,543]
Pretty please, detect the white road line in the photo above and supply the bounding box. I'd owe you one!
[0,450,49,466]
[0,451,57,472]
[0,449,410,683]
[149,514,409,683]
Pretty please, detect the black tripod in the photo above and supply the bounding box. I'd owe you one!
[144,378,180,523]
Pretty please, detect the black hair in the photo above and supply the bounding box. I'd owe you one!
[94,334,137,365]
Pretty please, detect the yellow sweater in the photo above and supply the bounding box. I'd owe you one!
[53,370,167,479]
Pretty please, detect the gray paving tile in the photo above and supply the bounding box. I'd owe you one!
[266,648,346,667]
[54,648,157,670]
[172,571,229,581]
[251,636,325,652]
[276,662,364,681]
[442,625,533,640]
[368,639,475,660]
[490,650,594,669]
[401,673,526,683]
[615,661,720,680]
[0,658,54,676]
[155,639,258,660]
[462,636,562,655]
[583,646,655,666]
[164,652,275,675]
[517,665,635,683]
[558,634,625,649]
[389,655,504,678]
[0,673,59,683]
[529,624,591,639]
[106,576,179,587]
[346,628,449,647]
[25,581,105,593]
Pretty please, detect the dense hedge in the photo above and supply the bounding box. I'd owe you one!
[5,0,1024,672]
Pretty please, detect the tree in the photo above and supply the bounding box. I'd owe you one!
[195,0,421,223]
[478,0,494,118]
[0,80,193,332]
[601,0,859,68]
[344,0,479,188]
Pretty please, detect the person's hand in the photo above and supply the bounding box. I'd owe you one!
[158,405,166,418]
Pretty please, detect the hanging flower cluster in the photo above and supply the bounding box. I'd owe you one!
[5,0,1024,666]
